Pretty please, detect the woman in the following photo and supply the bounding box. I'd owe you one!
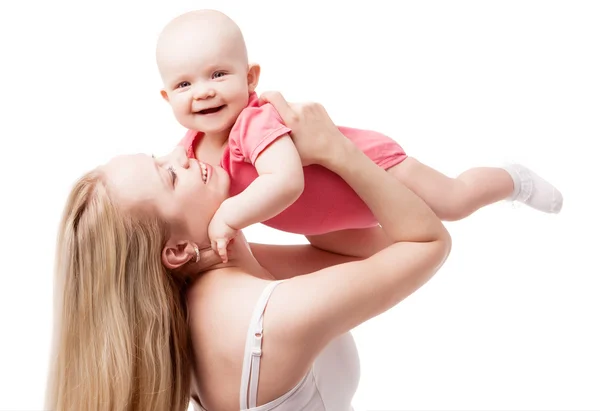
[46,93,451,410]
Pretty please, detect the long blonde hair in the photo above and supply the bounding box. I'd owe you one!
[46,169,191,411]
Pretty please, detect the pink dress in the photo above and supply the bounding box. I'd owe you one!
[178,93,408,236]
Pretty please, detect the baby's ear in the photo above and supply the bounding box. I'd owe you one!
[247,64,261,92]
[160,89,170,102]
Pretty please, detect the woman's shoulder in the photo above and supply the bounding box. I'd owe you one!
[187,270,269,336]
[186,271,314,408]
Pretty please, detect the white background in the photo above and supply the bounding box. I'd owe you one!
[0,1,598,410]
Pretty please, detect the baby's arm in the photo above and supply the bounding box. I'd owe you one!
[208,134,304,261]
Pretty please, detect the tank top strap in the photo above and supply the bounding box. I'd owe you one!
[239,280,285,410]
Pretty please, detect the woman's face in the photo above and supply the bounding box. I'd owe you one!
[103,146,230,247]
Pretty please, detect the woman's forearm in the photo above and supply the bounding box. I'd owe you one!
[323,139,448,244]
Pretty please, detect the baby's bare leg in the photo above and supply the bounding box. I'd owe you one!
[387,157,562,220]
[387,158,515,221]
[306,226,392,259]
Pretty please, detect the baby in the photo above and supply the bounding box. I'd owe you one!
[156,10,563,262]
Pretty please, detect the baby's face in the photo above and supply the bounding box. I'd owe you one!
[158,24,257,138]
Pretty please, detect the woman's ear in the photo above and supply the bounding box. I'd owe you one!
[162,241,195,270]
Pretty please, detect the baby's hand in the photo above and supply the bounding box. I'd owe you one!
[208,212,238,263]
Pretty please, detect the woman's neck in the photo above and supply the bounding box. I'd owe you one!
[206,233,274,281]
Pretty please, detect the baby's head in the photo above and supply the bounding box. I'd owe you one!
[156,10,260,137]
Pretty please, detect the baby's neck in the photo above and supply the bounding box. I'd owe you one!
[202,129,231,147]
[193,129,231,166]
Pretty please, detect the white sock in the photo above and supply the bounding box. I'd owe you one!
[503,164,563,214]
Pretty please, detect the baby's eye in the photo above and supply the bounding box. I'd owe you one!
[212,71,226,79]
[177,81,191,89]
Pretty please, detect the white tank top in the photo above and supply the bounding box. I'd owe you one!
[191,280,361,410]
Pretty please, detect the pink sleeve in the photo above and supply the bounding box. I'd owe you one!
[230,103,292,165]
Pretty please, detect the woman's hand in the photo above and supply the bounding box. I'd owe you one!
[259,91,352,167]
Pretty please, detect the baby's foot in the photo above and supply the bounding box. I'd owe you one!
[503,164,563,213]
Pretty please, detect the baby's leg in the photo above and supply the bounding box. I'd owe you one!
[387,158,562,221]
[306,226,392,259]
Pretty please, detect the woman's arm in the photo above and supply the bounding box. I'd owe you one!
[259,92,451,361]
[249,242,360,279]
[249,226,390,279]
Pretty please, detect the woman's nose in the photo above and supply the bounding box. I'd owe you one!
[156,146,189,168]
[172,146,190,168]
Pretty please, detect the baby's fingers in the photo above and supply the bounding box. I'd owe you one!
[217,238,229,263]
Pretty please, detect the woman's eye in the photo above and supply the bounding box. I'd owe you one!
[167,166,177,184]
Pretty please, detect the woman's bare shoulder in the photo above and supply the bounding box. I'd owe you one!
[186,270,312,408]
[187,269,268,338]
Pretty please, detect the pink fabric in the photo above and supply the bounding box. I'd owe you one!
[178,93,408,236]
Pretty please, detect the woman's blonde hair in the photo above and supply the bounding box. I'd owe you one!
[46,169,191,411]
